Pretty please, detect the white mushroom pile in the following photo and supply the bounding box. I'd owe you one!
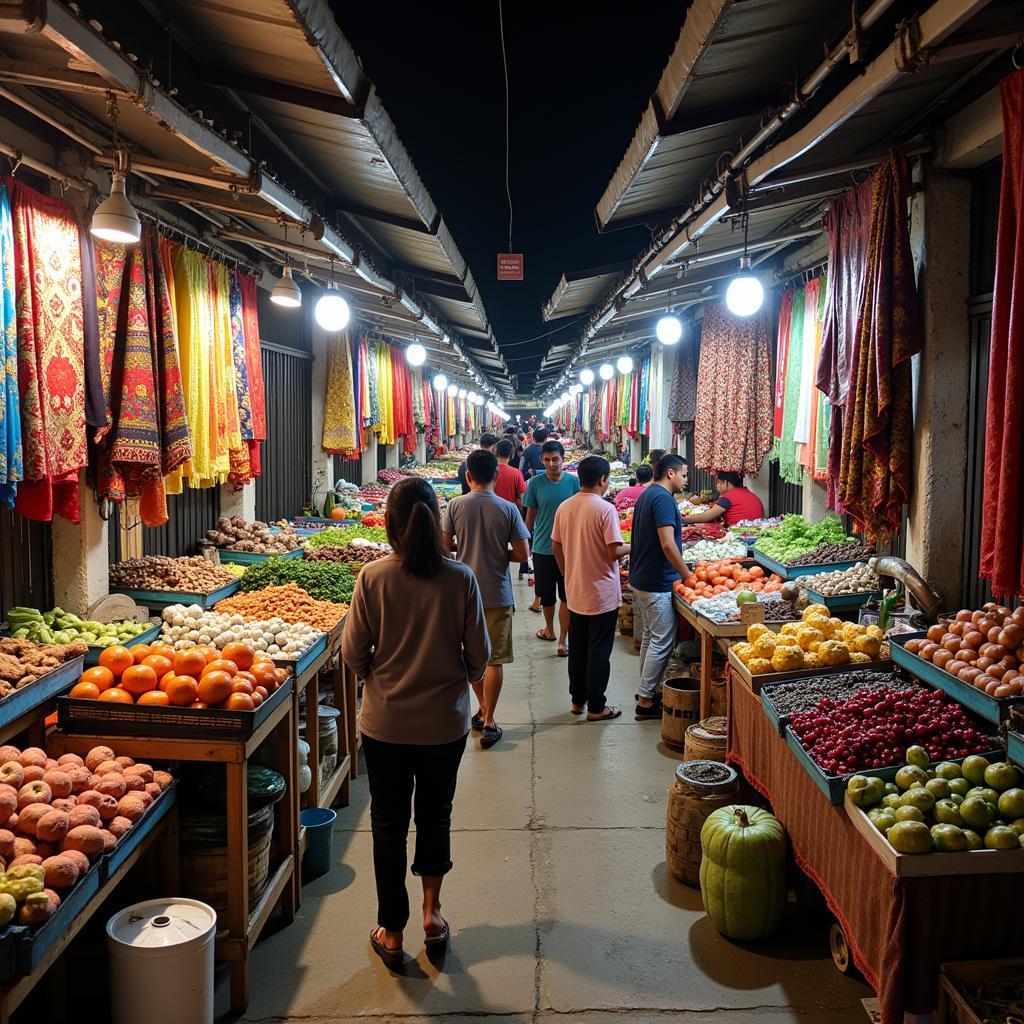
[798,562,880,597]
[160,604,323,659]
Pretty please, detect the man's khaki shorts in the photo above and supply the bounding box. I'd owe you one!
[484,605,514,666]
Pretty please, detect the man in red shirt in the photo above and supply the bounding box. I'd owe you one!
[495,438,531,577]
[682,470,765,527]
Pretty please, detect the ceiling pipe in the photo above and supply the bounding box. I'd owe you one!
[0,84,103,153]
[0,139,87,189]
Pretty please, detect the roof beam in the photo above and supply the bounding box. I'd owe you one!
[339,201,439,236]
[204,68,361,118]
[0,58,117,94]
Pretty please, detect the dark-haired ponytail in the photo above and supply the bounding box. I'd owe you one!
[385,477,446,578]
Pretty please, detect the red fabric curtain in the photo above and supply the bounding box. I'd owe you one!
[981,69,1024,599]
[835,153,922,543]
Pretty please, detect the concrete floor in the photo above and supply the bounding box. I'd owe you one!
[235,576,871,1023]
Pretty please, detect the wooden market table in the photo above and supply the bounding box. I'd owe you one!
[49,678,298,1016]
[726,673,1018,1024]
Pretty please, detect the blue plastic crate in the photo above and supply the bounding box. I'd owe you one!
[889,631,1024,724]
[274,631,328,680]
[110,579,240,611]
[752,551,859,579]
[1009,731,1024,768]
[0,656,83,735]
[801,585,882,611]
[84,622,162,666]
[217,548,304,566]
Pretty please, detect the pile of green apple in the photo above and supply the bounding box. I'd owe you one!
[846,746,1024,854]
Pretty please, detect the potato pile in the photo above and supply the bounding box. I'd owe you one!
[0,638,89,696]
[206,517,300,555]
[0,744,173,926]
[110,556,238,594]
[798,561,880,597]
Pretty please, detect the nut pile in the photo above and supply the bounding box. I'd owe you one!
[206,517,300,554]
[763,671,919,717]
[786,541,873,567]
[110,557,238,594]
[0,639,89,695]
[798,562,880,596]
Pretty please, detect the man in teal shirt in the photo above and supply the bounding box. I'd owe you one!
[524,440,580,656]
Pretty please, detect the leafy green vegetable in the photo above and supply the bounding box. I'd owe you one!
[239,558,355,603]
[305,526,388,549]
[752,514,853,562]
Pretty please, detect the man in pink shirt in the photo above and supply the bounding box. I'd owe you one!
[551,455,630,721]
[613,463,653,510]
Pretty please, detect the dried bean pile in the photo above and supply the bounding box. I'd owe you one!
[304,546,389,566]
[785,541,873,566]
[764,671,919,717]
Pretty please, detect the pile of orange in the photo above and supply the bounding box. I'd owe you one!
[69,641,288,712]
[673,560,784,603]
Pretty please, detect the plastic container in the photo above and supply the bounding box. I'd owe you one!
[107,898,216,1024]
[300,807,336,879]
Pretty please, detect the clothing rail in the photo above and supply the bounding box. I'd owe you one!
[0,143,89,191]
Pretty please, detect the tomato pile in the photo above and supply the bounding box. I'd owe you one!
[789,687,991,777]
[673,560,783,603]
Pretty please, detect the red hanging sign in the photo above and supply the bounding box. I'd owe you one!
[497,253,524,280]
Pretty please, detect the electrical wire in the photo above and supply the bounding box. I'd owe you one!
[498,0,513,252]
[500,312,589,347]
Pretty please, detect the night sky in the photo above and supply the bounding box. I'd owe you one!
[332,2,687,392]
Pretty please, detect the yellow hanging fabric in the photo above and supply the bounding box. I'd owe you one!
[213,262,241,454]
[322,331,356,453]
[158,238,184,495]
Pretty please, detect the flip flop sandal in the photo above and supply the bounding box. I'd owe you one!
[370,928,403,968]
[557,647,569,657]
[570,705,586,715]
[536,630,556,641]
[587,706,622,722]
[424,918,450,947]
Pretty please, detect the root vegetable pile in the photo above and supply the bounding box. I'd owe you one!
[304,545,389,569]
[0,638,88,695]
[239,559,355,604]
[206,516,300,554]
[214,584,348,633]
[161,605,323,659]
[110,556,238,594]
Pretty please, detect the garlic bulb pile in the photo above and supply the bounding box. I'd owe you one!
[160,604,322,659]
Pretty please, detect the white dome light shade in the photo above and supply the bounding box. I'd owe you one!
[446,383,458,398]
[725,258,765,317]
[560,392,570,403]
[475,394,484,406]
[91,171,142,244]
[405,342,427,366]
[458,388,467,399]
[656,315,682,345]
[315,288,350,330]
[599,363,614,381]
[617,355,634,375]
[579,368,595,386]
[467,391,478,404]
[271,265,302,308]
[433,374,448,391]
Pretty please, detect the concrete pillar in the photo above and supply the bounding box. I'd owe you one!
[52,472,109,611]
[747,459,770,513]
[221,482,256,522]
[415,433,427,464]
[309,324,335,500]
[904,171,971,607]
[384,444,399,470]
[802,478,830,522]
[629,437,643,466]
[360,433,378,488]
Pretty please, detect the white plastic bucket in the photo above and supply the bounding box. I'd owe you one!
[107,898,216,1024]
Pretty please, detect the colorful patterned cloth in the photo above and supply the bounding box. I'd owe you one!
[668,335,699,431]
[8,179,86,523]
[771,288,806,484]
[0,185,21,507]
[322,331,357,454]
[837,153,921,543]
[693,302,773,476]
[772,290,793,441]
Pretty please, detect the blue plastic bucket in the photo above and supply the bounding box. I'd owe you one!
[300,807,337,879]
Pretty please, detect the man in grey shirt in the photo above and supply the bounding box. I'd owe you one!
[442,449,531,749]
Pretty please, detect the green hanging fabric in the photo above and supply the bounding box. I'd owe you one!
[772,288,806,484]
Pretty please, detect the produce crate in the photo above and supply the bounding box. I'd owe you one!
[889,632,1024,724]
[217,548,304,566]
[752,550,859,580]
[1008,731,1024,768]
[799,584,882,611]
[845,795,1024,877]
[785,725,1001,804]
[109,580,240,611]
[292,516,360,529]
[83,622,161,666]
[0,656,83,733]
[674,596,789,640]
[937,959,1024,1024]
[272,632,328,680]
[727,644,892,694]
[56,675,293,740]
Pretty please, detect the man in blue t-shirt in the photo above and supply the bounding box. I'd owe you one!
[520,426,548,480]
[628,453,692,720]
[524,439,579,655]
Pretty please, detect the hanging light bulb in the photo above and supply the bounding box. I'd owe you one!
[406,342,427,367]
[617,355,634,375]
[725,256,765,317]
[91,164,141,244]
[271,263,302,308]
[570,384,582,395]
[475,394,484,406]
[467,390,478,404]
[458,388,467,399]
[446,383,458,398]
[579,368,595,386]
[433,374,448,391]
[314,287,350,330]
[560,391,570,403]
[599,363,614,381]
[656,315,682,345]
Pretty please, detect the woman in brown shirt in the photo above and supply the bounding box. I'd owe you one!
[342,477,490,968]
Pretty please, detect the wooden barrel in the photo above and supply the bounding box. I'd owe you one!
[684,716,728,762]
[661,677,700,749]
[666,760,740,886]
[709,677,729,719]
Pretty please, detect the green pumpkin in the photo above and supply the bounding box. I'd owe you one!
[699,805,786,941]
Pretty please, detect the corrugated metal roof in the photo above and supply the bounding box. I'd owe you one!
[542,264,630,321]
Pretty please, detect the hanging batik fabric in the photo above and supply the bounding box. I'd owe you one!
[238,274,265,477]
[0,186,21,507]
[322,331,357,454]
[8,179,86,523]
[693,302,773,476]
[668,332,699,432]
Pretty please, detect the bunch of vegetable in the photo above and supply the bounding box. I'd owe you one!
[205,516,300,554]
[5,608,149,647]
[377,469,408,484]
[304,526,389,550]
[785,540,873,567]
[109,556,238,594]
[674,561,783,603]
[0,743,174,926]
[798,562,880,596]
[681,523,726,543]
[239,559,355,604]
[752,515,852,563]
[690,590,799,624]
[161,605,323,658]
[682,539,749,561]
[0,638,89,695]
[360,513,385,528]
[215,584,348,633]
